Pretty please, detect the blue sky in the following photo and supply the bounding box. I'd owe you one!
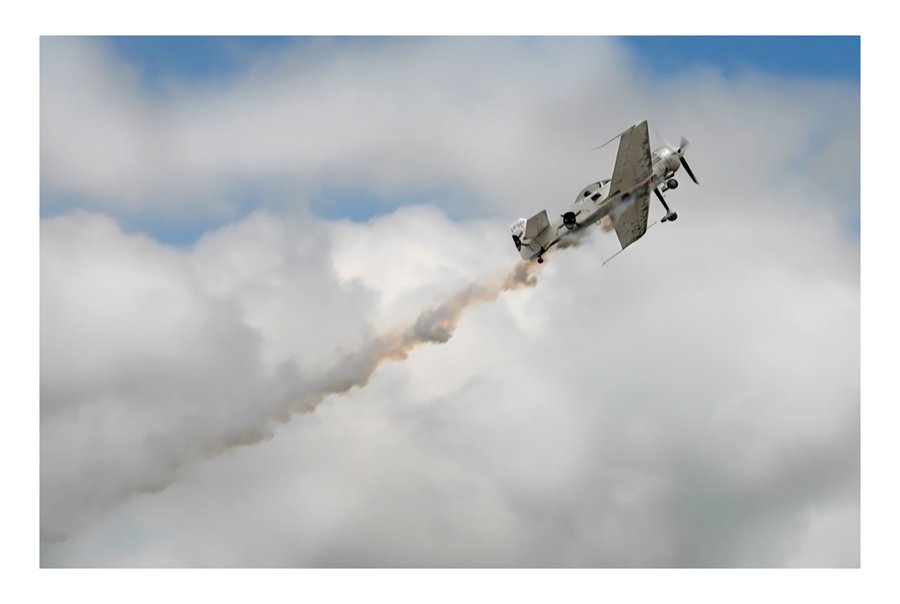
[621,36,859,81]
[107,36,295,90]
[107,36,860,86]
[41,36,860,246]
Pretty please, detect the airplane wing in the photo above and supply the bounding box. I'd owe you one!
[607,120,652,250]
[608,120,652,199]
[610,188,651,249]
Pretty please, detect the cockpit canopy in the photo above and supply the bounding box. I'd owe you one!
[575,179,610,203]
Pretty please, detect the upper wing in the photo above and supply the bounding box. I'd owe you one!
[608,120,652,199]
[610,188,651,250]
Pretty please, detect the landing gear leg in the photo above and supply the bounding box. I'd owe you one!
[654,187,678,223]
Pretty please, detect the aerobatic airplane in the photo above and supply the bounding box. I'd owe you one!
[510,119,698,263]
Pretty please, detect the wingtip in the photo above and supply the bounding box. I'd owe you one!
[593,119,648,151]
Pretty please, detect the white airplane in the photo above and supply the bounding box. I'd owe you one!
[510,119,698,263]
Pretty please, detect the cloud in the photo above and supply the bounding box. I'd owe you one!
[40,206,541,547]
[41,37,858,226]
[40,37,859,567]
[41,199,858,566]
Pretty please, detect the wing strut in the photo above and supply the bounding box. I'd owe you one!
[602,219,660,266]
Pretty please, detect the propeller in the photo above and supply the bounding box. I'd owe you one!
[675,136,699,185]
[680,156,699,185]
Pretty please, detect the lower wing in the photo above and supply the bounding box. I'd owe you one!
[610,188,651,250]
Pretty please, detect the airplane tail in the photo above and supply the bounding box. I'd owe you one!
[510,210,552,261]
[510,217,526,252]
[524,210,550,239]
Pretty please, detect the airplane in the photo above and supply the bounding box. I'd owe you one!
[510,119,698,263]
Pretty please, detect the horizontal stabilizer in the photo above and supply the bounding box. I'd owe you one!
[524,210,551,239]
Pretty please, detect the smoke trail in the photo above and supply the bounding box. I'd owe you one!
[41,259,545,545]
[185,259,543,474]
[301,258,542,412]
[555,222,600,250]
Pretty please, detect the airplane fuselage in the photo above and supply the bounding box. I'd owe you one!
[511,145,683,262]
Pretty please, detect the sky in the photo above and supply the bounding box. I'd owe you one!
[37,35,863,573]
[0,0,897,602]
[621,36,860,80]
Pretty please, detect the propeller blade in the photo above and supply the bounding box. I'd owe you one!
[678,136,689,153]
[652,126,674,152]
[680,156,699,185]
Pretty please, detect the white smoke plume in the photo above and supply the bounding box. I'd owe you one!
[555,223,600,250]
[204,259,541,449]
[43,259,544,543]
[299,260,542,409]
[222,259,543,439]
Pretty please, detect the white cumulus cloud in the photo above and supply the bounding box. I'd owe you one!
[40,36,859,567]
